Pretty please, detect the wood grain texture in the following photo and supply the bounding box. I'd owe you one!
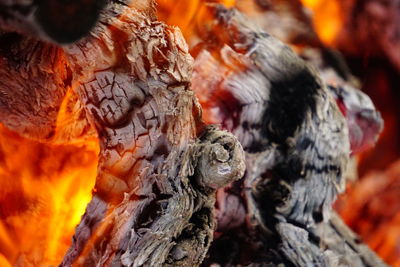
[0,33,70,140]
[191,5,387,266]
[59,2,245,266]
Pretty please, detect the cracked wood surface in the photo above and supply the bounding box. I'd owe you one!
[0,35,69,140]
[0,1,246,266]
[59,2,245,266]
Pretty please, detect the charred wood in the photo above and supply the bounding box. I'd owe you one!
[59,1,245,266]
[0,34,70,140]
[191,5,386,266]
[0,1,246,266]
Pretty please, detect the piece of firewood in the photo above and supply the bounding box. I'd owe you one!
[0,31,95,143]
[0,33,69,140]
[58,1,245,266]
[191,5,387,266]
[0,0,246,266]
[193,4,349,226]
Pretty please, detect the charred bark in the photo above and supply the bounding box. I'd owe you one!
[0,31,96,142]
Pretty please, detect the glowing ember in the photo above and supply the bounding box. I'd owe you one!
[336,159,400,266]
[0,125,98,266]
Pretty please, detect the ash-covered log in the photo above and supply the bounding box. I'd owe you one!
[191,5,385,266]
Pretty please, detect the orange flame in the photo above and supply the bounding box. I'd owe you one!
[158,0,235,42]
[0,124,98,266]
[336,159,400,267]
[300,0,343,45]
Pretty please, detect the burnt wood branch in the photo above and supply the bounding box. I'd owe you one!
[0,34,70,140]
[233,0,371,89]
[193,4,349,226]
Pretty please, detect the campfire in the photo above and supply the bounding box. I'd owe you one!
[0,0,398,266]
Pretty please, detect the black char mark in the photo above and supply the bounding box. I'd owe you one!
[35,0,107,43]
[263,69,320,146]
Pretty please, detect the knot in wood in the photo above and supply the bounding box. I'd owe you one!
[196,129,245,191]
[211,143,230,163]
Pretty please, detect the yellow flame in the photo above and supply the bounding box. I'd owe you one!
[0,253,12,267]
[301,0,343,45]
[158,0,236,41]
[0,125,98,266]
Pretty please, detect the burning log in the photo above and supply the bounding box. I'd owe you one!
[0,0,389,266]
[1,1,246,266]
[59,2,246,266]
[0,35,68,140]
[191,5,385,266]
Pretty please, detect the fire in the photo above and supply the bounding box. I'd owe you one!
[158,0,345,47]
[0,124,98,266]
[0,0,396,266]
[300,0,343,45]
[336,159,400,266]
[157,0,235,42]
